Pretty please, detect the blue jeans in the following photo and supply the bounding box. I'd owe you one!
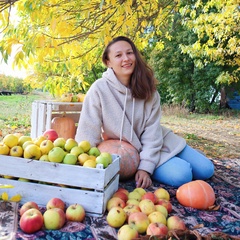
[152,145,214,187]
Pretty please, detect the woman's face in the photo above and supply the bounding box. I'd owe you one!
[106,40,136,85]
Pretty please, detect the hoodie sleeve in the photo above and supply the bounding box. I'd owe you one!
[137,92,165,174]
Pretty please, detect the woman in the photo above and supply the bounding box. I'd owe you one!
[75,36,214,189]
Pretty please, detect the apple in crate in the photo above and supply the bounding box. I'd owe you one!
[0,143,9,155]
[20,201,40,216]
[63,153,78,165]
[19,208,44,234]
[128,212,150,234]
[43,208,66,230]
[118,224,139,240]
[65,138,78,152]
[146,222,168,236]
[47,197,65,211]
[24,144,42,160]
[10,145,23,157]
[43,129,58,142]
[167,215,186,231]
[106,206,127,228]
[40,139,54,155]
[96,152,112,168]
[54,137,66,149]
[66,203,85,222]
[48,147,66,163]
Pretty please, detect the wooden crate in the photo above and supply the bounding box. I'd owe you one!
[31,100,83,138]
[0,154,120,217]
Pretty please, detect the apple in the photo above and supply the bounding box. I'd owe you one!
[70,146,84,156]
[66,203,85,222]
[126,199,140,206]
[64,138,78,152]
[78,153,91,165]
[141,192,158,204]
[118,224,139,240]
[107,197,126,211]
[106,206,127,228]
[138,199,156,216]
[116,188,129,196]
[46,197,65,211]
[154,187,170,201]
[128,191,142,202]
[10,145,23,157]
[156,199,172,213]
[148,211,167,225]
[53,137,66,149]
[123,204,141,219]
[128,212,150,234]
[19,208,44,234]
[71,95,78,102]
[146,222,168,236]
[39,154,49,161]
[18,178,30,182]
[88,147,101,157]
[78,140,91,153]
[96,152,112,168]
[43,129,58,142]
[43,208,66,230]
[0,143,10,155]
[3,134,18,148]
[83,159,96,168]
[22,140,34,150]
[40,139,54,155]
[23,144,42,160]
[18,135,32,147]
[133,187,146,197]
[19,201,40,216]
[48,147,66,163]
[63,153,78,165]
[155,205,168,218]
[33,135,47,146]
[167,215,186,231]
[112,191,128,203]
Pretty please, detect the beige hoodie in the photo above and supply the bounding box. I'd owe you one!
[75,68,186,174]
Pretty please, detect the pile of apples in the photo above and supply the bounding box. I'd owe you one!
[0,129,113,176]
[106,187,186,240]
[59,93,85,102]
[19,197,85,234]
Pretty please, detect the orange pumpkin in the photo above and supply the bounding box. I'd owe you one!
[51,114,76,140]
[97,140,140,181]
[176,180,215,210]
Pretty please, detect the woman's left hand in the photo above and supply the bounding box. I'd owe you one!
[135,170,152,189]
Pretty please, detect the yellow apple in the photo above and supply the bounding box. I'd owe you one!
[18,136,32,147]
[83,159,96,168]
[40,139,54,155]
[33,135,47,146]
[148,211,167,225]
[22,141,35,151]
[24,144,42,160]
[0,143,10,155]
[39,154,49,161]
[78,153,90,166]
[70,146,84,157]
[3,134,18,148]
[78,140,91,153]
[53,137,66,149]
[64,138,78,152]
[10,145,24,157]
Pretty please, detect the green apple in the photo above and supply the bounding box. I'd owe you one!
[53,137,66,149]
[88,147,101,157]
[39,154,49,161]
[64,138,78,152]
[96,152,112,168]
[40,139,54,155]
[48,147,66,163]
[63,153,78,165]
[71,95,78,102]
[18,135,32,147]
[70,146,84,157]
[18,178,30,182]
[23,144,42,160]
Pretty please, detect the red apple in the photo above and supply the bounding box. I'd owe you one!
[46,197,65,211]
[19,201,40,216]
[113,191,128,203]
[141,192,158,204]
[167,215,186,231]
[123,204,141,219]
[118,224,139,240]
[107,197,126,211]
[43,208,66,230]
[106,206,127,228]
[146,222,168,236]
[19,208,44,234]
[138,199,156,216]
[43,129,58,142]
[156,199,172,213]
[66,203,85,222]
[154,187,170,201]
[128,212,150,234]
[116,188,129,196]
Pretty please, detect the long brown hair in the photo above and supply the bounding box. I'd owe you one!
[102,36,158,100]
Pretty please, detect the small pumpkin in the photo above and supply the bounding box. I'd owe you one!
[51,114,76,140]
[97,140,140,180]
[176,180,215,210]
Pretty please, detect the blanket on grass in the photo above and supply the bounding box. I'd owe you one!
[3,158,240,240]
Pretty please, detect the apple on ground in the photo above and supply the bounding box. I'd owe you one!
[146,222,168,236]
[138,199,156,216]
[63,153,78,165]
[46,197,65,211]
[23,144,42,160]
[156,199,173,213]
[19,208,44,234]
[106,206,127,228]
[167,215,186,231]
[107,197,126,211]
[48,147,66,163]
[148,211,167,225]
[112,191,128,203]
[65,138,78,152]
[128,191,142,202]
[128,212,150,234]
[88,146,101,157]
[154,187,170,201]
[53,137,66,149]
[141,192,158,204]
[155,204,168,218]
[118,224,139,240]
[66,203,85,222]
[126,199,140,206]
[116,188,129,196]
[43,129,58,142]
[123,204,141,219]
[40,139,54,155]
[43,208,66,230]
[19,201,40,216]
[10,145,23,157]
[133,187,146,197]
